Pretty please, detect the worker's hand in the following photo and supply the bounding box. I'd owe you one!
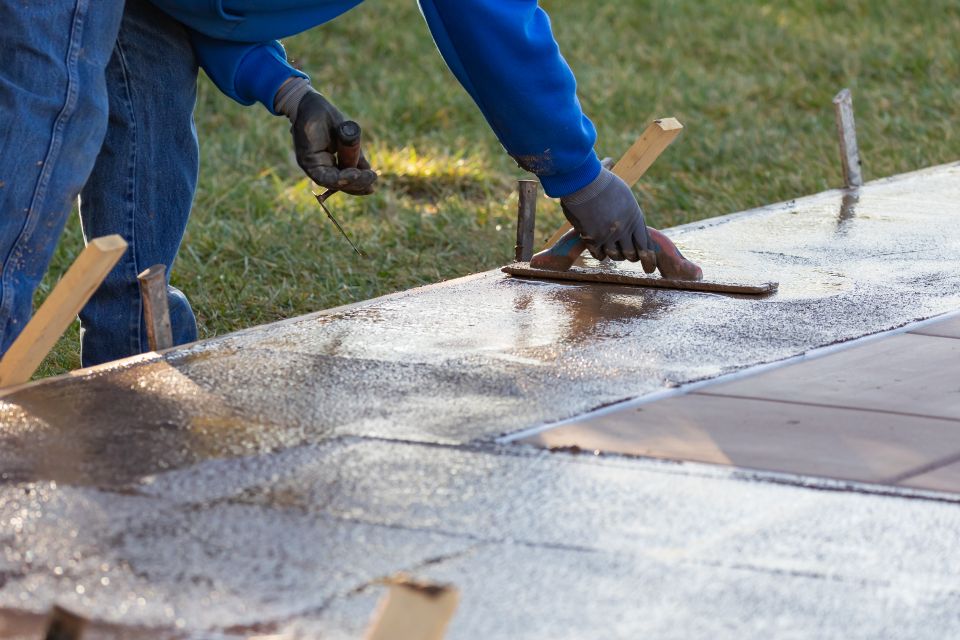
[560,167,655,266]
[275,78,377,195]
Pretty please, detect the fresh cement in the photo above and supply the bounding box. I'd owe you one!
[2,162,960,638]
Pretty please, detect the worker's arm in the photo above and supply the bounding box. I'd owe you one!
[418,0,651,260]
[188,31,305,113]
[188,31,375,194]
[417,0,595,198]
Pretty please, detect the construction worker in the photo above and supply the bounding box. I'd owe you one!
[0,0,652,367]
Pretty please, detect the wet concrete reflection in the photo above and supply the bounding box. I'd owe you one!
[836,189,860,234]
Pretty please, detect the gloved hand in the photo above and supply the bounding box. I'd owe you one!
[560,167,653,263]
[274,77,377,195]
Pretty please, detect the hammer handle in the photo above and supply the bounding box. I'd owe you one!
[335,120,362,170]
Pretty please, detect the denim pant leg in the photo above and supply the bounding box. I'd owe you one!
[78,0,200,367]
[0,2,125,353]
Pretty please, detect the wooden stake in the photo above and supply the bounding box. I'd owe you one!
[0,235,127,387]
[43,605,87,640]
[364,574,459,640]
[541,117,684,249]
[515,180,538,262]
[832,88,863,188]
[137,264,173,352]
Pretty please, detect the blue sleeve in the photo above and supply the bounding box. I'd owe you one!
[188,31,308,114]
[418,0,601,197]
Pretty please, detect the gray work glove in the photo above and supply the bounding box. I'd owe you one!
[274,77,377,195]
[560,167,653,263]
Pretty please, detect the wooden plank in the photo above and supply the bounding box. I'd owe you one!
[502,262,777,295]
[0,235,127,387]
[521,393,960,484]
[364,574,459,640]
[611,117,685,186]
[704,333,960,420]
[833,88,863,188]
[541,118,684,249]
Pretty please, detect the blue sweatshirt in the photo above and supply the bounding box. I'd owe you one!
[150,0,601,197]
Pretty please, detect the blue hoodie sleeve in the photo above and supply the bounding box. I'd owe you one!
[189,30,308,114]
[418,0,601,197]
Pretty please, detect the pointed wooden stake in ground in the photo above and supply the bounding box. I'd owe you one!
[515,180,538,262]
[0,235,127,388]
[541,117,684,249]
[137,264,173,352]
[833,88,863,188]
[363,574,459,640]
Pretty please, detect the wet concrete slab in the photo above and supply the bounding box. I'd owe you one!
[308,542,960,640]
[522,310,960,488]
[4,440,960,638]
[5,163,960,461]
[3,163,960,637]
[0,465,474,637]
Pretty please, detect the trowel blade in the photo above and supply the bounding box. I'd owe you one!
[502,262,777,295]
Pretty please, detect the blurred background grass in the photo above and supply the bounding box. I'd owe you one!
[35,0,960,376]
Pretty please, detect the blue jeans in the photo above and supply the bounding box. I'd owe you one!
[0,0,199,368]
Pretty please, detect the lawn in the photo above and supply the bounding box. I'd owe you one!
[35,0,960,377]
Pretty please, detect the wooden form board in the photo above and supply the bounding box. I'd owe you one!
[502,262,778,295]
[0,235,127,387]
[542,117,684,249]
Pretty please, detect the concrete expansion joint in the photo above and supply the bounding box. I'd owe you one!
[688,557,895,590]
[339,427,960,508]
[314,504,609,557]
[729,469,960,506]
[348,544,488,598]
[515,439,960,507]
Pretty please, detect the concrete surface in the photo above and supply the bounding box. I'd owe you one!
[2,162,960,637]
[913,315,960,339]
[522,315,960,486]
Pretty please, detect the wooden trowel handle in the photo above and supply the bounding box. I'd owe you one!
[335,120,362,169]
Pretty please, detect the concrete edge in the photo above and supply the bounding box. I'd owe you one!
[482,431,960,505]
[5,160,958,398]
[497,307,960,443]
[0,271,500,397]
[666,159,960,235]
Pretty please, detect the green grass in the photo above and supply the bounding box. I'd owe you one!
[35,0,960,377]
